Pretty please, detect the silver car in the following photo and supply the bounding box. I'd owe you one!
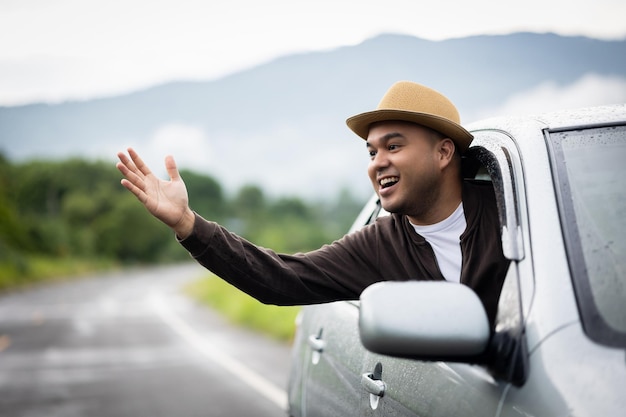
[287,105,626,416]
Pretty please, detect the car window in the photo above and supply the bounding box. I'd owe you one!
[467,136,530,385]
[357,141,526,415]
[548,124,626,347]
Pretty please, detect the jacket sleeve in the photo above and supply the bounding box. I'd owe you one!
[178,212,383,306]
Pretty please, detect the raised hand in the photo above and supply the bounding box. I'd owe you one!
[116,148,195,238]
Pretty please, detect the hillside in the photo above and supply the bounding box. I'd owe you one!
[1,32,625,198]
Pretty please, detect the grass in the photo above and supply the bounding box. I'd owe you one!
[184,274,301,343]
[0,256,116,292]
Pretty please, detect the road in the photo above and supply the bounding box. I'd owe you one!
[0,263,293,417]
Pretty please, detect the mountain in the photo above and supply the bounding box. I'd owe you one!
[1,32,625,199]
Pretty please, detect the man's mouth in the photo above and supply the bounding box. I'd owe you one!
[379,177,399,189]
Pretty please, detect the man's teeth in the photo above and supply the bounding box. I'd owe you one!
[380,177,399,188]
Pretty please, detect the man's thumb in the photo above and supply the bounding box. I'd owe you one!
[164,155,180,181]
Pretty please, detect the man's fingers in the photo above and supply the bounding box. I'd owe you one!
[164,155,180,181]
[127,147,153,176]
[116,160,146,191]
[120,178,147,203]
[116,151,142,182]
[115,159,131,176]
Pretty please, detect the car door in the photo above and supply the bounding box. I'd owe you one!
[287,195,385,417]
[298,300,365,417]
[357,130,530,416]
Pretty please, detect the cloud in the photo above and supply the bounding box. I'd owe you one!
[145,123,214,174]
[2,0,625,105]
[139,121,371,199]
[208,123,370,198]
[471,74,626,121]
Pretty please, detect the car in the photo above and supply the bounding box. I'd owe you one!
[286,104,626,416]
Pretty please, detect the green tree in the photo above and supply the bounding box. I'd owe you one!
[93,193,177,262]
[0,154,365,289]
[327,187,366,235]
[271,196,311,220]
[0,154,29,250]
[180,169,225,221]
[233,184,266,216]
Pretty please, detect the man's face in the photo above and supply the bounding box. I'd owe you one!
[366,121,444,223]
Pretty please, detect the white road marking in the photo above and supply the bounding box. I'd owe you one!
[149,291,287,410]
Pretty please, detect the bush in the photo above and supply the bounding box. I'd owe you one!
[185,275,301,342]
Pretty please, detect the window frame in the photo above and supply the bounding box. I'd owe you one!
[546,123,626,348]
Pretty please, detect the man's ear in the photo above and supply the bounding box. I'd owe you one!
[438,138,456,166]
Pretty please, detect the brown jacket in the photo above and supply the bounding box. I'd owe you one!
[179,181,510,325]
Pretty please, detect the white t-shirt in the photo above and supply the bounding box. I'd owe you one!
[411,203,466,283]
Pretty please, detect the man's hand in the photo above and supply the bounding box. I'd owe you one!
[116,148,195,239]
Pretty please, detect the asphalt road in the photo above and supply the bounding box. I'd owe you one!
[0,263,293,417]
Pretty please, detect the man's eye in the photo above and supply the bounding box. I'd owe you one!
[388,144,399,151]
[368,150,376,158]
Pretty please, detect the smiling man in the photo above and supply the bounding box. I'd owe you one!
[366,122,460,225]
[116,81,510,326]
[365,121,464,283]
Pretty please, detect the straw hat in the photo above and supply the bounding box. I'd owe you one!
[346,81,473,153]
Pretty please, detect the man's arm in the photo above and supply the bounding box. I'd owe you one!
[116,148,195,239]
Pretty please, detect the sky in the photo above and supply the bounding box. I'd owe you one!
[1,0,626,106]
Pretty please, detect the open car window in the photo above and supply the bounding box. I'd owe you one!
[355,137,526,265]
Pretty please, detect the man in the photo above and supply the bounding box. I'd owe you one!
[116,81,509,325]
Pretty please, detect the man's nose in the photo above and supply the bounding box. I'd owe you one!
[370,151,390,171]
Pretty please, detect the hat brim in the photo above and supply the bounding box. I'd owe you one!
[346,109,473,153]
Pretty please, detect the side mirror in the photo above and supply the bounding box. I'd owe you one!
[359,281,490,359]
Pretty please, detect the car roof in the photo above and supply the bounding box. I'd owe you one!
[466,104,626,134]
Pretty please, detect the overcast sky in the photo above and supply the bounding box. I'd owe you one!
[1,0,625,106]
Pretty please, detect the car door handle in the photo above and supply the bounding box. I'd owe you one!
[361,373,385,397]
[307,334,326,352]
